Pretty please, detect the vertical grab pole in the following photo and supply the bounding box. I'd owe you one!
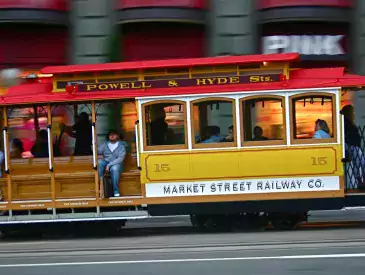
[2,107,12,210]
[341,114,346,160]
[91,101,100,210]
[135,121,141,169]
[47,104,56,214]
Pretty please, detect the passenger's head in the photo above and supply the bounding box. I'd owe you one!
[12,138,24,152]
[315,119,330,134]
[107,130,120,143]
[342,105,354,123]
[39,130,48,141]
[253,126,263,138]
[228,125,233,135]
[78,112,89,123]
[208,126,220,136]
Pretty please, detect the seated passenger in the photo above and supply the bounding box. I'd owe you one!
[98,130,126,197]
[222,125,234,142]
[150,108,168,145]
[313,119,331,139]
[10,138,24,158]
[31,130,49,158]
[202,126,221,143]
[59,112,92,156]
[253,126,268,141]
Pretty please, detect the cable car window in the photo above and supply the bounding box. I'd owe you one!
[143,101,187,150]
[192,98,236,148]
[291,94,336,143]
[241,96,286,145]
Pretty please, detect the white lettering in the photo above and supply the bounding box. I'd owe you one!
[145,176,340,198]
[262,35,345,55]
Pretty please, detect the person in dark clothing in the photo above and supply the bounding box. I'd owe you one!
[149,107,168,145]
[342,105,361,147]
[60,112,92,156]
[10,138,24,158]
[341,105,365,189]
[31,130,49,158]
[253,126,268,141]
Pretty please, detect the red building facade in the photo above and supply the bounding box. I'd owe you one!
[0,0,69,70]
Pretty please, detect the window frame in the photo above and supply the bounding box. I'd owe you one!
[289,92,337,145]
[190,97,237,149]
[239,95,287,147]
[142,99,188,151]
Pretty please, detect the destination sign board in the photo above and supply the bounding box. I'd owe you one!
[76,74,281,92]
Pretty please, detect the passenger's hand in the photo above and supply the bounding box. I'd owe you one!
[105,166,110,172]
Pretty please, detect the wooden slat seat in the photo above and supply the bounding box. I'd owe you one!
[0,152,142,201]
[0,177,8,201]
[54,156,95,198]
[10,158,51,200]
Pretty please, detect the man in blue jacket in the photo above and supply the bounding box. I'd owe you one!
[98,130,126,197]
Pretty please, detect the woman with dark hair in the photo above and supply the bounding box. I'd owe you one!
[313,119,331,139]
[10,138,24,158]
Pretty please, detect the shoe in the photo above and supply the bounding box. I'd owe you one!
[114,193,120,197]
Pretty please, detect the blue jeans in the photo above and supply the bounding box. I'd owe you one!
[98,159,122,195]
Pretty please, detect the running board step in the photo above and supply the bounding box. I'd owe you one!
[0,210,149,224]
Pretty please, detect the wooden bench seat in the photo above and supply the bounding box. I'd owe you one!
[0,177,8,201]
[0,153,142,201]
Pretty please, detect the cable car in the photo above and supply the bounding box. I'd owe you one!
[0,53,364,231]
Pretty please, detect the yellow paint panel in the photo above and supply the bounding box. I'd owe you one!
[144,153,190,181]
[141,146,342,183]
[238,147,338,178]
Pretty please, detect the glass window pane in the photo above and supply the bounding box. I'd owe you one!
[145,102,186,146]
[192,99,234,144]
[292,95,334,139]
[242,97,284,142]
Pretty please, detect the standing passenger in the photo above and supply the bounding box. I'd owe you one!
[59,112,92,156]
[341,105,365,189]
[98,130,126,197]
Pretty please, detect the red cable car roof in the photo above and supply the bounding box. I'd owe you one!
[2,67,365,106]
[41,53,300,74]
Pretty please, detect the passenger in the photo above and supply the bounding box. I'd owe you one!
[98,130,126,197]
[342,105,361,147]
[10,138,24,158]
[313,119,331,139]
[222,125,234,142]
[253,126,268,141]
[59,112,92,156]
[150,107,168,145]
[31,130,49,158]
[202,126,221,143]
[341,105,365,189]
[0,149,4,177]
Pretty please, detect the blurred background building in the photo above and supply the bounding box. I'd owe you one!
[2,0,365,123]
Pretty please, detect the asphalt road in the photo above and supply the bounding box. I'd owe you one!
[123,209,365,229]
[0,227,365,275]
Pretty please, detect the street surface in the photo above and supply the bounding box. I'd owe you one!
[0,226,364,275]
[0,209,365,274]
